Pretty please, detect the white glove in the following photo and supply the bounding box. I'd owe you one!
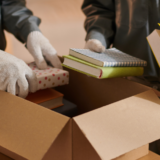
[27,31,62,70]
[84,39,106,53]
[0,50,37,98]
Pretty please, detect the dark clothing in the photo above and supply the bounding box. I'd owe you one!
[0,0,41,51]
[82,0,160,78]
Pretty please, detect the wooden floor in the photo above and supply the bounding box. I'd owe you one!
[6,0,86,63]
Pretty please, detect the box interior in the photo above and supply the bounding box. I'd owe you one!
[57,67,160,160]
[0,62,158,160]
[57,67,150,116]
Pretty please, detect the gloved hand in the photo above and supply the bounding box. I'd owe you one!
[0,50,37,98]
[84,39,106,53]
[27,31,62,70]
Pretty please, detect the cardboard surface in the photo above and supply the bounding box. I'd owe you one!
[139,151,160,160]
[0,151,159,160]
[147,29,160,67]
[0,91,70,160]
[73,120,101,160]
[42,119,72,160]
[113,144,149,160]
[0,152,13,160]
[73,90,160,160]
[1,65,160,160]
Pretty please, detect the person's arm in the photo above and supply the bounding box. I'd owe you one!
[82,0,115,51]
[1,0,41,43]
[1,0,62,70]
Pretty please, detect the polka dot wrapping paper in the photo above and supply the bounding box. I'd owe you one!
[28,62,69,90]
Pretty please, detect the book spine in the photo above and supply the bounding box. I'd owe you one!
[103,61,147,67]
[101,67,144,79]
[99,70,102,78]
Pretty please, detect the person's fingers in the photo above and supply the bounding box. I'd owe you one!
[42,45,62,69]
[7,79,16,95]
[17,76,29,98]
[85,39,105,53]
[46,54,62,69]
[29,46,48,70]
[26,69,38,93]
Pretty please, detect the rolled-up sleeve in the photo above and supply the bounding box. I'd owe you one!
[82,0,115,48]
[1,0,41,43]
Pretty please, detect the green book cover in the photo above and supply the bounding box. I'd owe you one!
[63,55,144,79]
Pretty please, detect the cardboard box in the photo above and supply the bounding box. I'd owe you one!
[112,144,149,160]
[57,68,160,160]
[72,89,160,160]
[1,151,159,160]
[139,151,160,160]
[147,29,160,67]
[0,152,13,160]
[0,92,72,160]
[1,67,160,160]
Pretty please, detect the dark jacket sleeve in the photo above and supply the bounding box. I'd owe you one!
[1,0,41,43]
[82,0,115,48]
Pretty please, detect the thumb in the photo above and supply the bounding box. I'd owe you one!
[48,54,63,69]
[42,44,62,69]
[85,39,105,53]
[26,69,38,93]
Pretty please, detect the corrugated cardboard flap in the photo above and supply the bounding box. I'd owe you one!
[147,29,160,67]
[0,91,70,160]
[73,90,160,160]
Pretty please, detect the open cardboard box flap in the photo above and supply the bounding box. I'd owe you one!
[0,66,160,160]
[147,29,160,67]
[73,90,160,160]
[57,68,160,160]
[0,91,72,160]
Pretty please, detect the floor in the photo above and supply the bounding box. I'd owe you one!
[5,0,86,63]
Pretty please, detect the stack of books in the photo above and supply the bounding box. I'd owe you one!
[25,62,77,117]
[62,48,147,79]
[26,88,78,117]
[26,88,64,110]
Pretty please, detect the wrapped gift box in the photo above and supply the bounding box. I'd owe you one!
[28,62,69,90]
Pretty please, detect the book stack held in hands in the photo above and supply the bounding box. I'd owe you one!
[62,48,147,79]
